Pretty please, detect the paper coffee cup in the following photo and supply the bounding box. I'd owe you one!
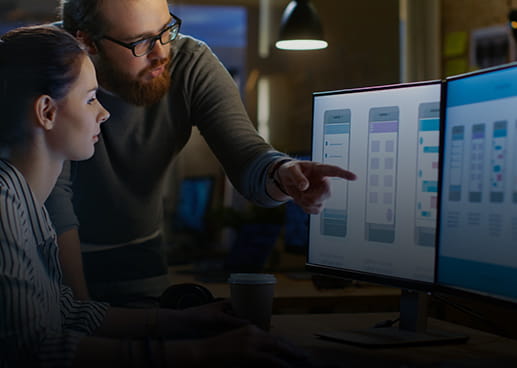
[228,273,276,330]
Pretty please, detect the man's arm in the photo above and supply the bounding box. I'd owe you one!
[45,161,89,299]
[58,228,90,300]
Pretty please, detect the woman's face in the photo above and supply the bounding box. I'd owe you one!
[48,55,110,161]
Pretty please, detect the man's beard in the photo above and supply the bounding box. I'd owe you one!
[94,51,172,106]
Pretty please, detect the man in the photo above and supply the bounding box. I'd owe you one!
[47,0,356,305]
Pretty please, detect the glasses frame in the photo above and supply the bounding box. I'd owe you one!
[101,12,182,57]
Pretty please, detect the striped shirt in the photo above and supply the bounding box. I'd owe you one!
[0,160,109,367]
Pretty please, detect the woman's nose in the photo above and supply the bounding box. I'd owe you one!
[98,106,110,124]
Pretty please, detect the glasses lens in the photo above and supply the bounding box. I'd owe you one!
[170,25,179,40]
[160,25,179,45]
[133,20,180,57]
[134,39,153,57]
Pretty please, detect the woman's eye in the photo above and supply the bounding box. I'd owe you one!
[87,97,97,105]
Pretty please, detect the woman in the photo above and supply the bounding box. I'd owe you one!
[0,26,303,368]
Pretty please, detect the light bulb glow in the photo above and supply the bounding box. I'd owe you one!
[275,39,328,50]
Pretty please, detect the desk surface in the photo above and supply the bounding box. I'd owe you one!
[271,313,517,367]
[169,265,401,313]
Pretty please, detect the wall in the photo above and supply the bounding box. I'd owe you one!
[441,0,517,75]
[246,0,400,153]
[171,0,400,208]
[442,0,515,32]
[0,0,57,22]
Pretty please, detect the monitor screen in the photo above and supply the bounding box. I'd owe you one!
[307,81,441,288]
[175,176,214,232]
[437,63,517,305]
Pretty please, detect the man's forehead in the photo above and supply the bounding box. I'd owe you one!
[99,0,170,38]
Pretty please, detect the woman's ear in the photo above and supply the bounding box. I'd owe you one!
[76,30,98,55]
[34,95,57,131]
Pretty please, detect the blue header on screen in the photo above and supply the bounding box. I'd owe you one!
[447,65,517,107]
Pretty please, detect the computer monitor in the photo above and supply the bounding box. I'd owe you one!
[307,81,466,346]
[174,176,214,232]
[437,62,517,306]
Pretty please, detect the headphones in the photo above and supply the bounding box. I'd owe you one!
[159,283,215,309]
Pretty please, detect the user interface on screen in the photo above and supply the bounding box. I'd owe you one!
[438,65,517,303]
[308,82,441,283]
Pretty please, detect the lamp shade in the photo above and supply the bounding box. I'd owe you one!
[275,0,328,50]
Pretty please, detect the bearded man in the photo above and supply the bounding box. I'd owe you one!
[47,0,356,305]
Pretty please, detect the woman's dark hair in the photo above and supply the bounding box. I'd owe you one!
[0,25,86,149]
[60,0,107,41]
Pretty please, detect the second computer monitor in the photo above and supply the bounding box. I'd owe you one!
[438,63,517,304]
[308,81,441,287]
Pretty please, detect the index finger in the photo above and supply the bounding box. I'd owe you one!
[313,164,356,181]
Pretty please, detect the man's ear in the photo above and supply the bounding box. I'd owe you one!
[34,95,58,131]
[76,30,98,55]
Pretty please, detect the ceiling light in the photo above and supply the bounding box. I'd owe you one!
[275,0,328,51]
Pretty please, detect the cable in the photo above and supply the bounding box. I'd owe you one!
[373,317,400,328]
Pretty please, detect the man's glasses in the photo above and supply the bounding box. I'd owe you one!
[101,13,182,57]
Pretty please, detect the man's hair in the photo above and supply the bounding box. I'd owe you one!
[60,0,107,40]
[0,25,86,149]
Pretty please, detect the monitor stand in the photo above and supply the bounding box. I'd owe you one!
[315,289,469,347]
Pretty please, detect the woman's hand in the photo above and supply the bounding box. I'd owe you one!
[159,300,249,338]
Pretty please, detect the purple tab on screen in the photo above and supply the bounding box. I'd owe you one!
[370,121,398,133]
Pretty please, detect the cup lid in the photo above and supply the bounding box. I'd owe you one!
[228,273,276,284]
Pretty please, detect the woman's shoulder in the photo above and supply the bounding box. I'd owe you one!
[0,160,21,195]
[0,160,26,195]
[0,161,26,241]
[0,160,35,218]
[0,160,54,247]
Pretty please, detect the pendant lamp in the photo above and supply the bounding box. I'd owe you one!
[275,0,328,50]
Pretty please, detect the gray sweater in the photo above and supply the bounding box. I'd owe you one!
[45,35,287,246]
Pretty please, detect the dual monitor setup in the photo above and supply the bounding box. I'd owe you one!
[307,62,517,346]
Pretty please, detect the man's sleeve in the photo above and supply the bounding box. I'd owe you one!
[239,150,292,207]
[182,40,288,207]
[45,160,79,235]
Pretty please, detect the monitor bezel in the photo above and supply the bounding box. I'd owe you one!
[306,80,442,293]
[435,62,517,308]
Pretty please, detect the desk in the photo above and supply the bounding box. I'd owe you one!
[170,265,517,340]
[169,265,401,314]
[271,313,517,367]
